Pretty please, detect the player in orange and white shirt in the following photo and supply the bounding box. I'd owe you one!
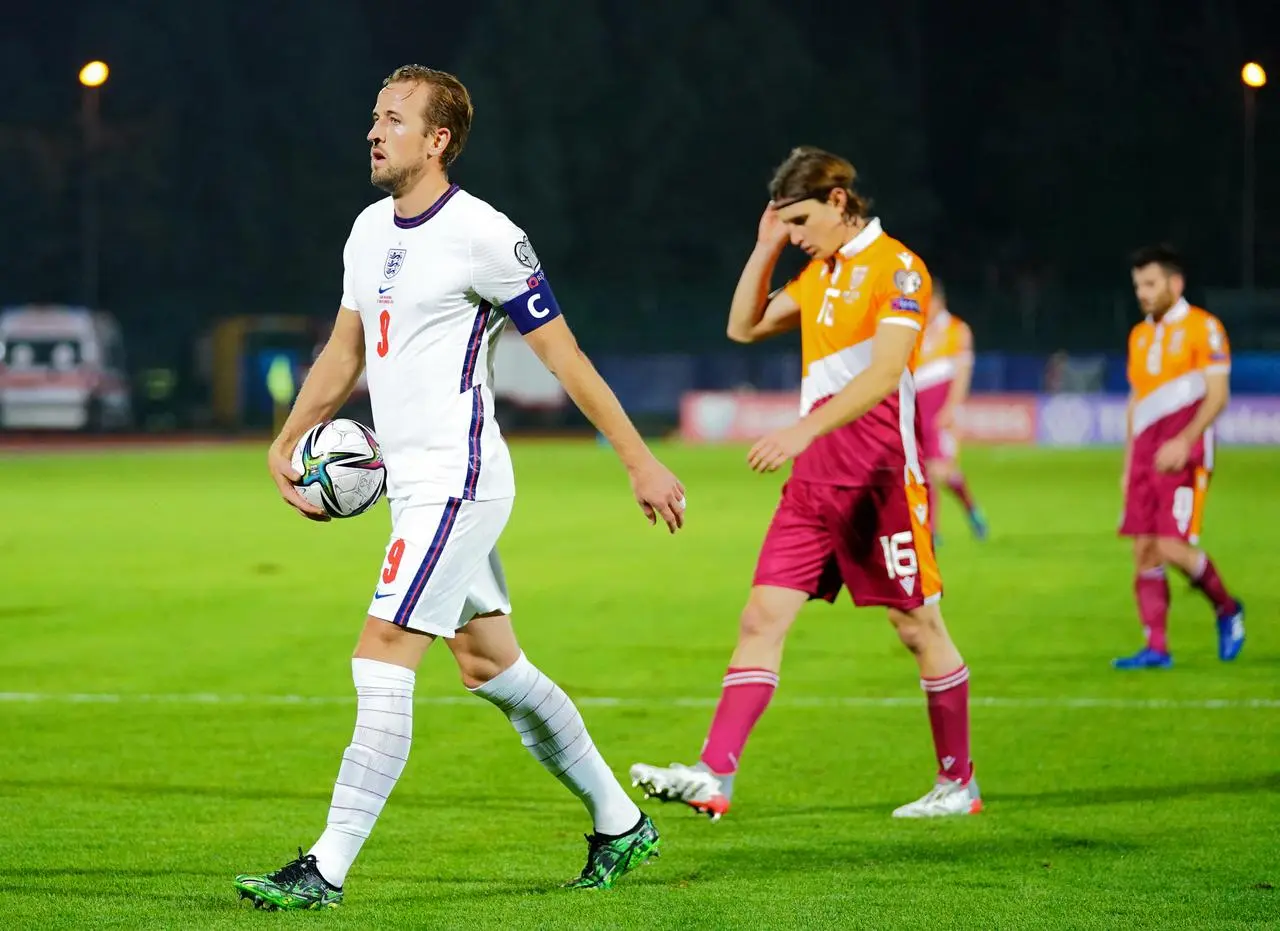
[916,282,988,542]
[1115,245,1244,670]
[631,147,979,821]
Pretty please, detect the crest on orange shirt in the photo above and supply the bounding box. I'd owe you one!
[894,270,923,295]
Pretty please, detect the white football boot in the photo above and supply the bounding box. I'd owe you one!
[629,762,731,821]
[892,774,983,818]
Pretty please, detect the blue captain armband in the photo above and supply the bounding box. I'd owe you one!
[504,270,563,335]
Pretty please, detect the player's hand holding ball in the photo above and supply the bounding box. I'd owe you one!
[629,456,687,534]
[268,438,331,522]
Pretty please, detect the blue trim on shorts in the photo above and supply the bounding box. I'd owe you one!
[393,498,463,626]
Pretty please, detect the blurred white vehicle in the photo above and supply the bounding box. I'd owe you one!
[0,305,132,431]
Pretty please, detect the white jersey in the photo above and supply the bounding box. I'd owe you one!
[340,185,562,504]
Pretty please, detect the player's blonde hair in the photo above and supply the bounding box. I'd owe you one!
[383,65,473,168]
[769,146,869,219]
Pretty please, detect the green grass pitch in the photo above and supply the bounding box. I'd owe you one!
[0,441,1277,929]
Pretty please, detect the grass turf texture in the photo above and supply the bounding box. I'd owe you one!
[0,442,1277,929]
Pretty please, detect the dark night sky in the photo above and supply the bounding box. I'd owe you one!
[2,0,1278,354]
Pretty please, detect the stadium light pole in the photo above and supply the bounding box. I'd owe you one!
[78,60,109,309]
[1241,62,1266,293]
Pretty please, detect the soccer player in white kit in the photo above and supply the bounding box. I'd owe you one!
[233,65,686,910]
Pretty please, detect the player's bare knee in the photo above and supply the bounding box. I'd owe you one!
[888,606,944,654]
[738,598,793,645]
[1155,537,1197,574]
[457,650,509,690]
[356,616,407,654]
[354,615,431,667]
[1154,537,1180,566]
[452,612,520,689]
[1132,538,1161,572]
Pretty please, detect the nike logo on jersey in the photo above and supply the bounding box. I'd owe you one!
[373,591,397,599]
[378,285,394,294]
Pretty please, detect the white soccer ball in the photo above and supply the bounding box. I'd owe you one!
[291,418,387,519]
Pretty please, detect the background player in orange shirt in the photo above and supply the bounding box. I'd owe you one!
[1115,245,1245,669]
[916,282,988,543]
[631,147,979,820]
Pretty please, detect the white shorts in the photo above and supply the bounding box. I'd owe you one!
[367,496,513,637]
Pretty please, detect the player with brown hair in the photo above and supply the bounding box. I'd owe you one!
[1115,244,1245,669]
[232,64,682,909]
[631,147,980,821]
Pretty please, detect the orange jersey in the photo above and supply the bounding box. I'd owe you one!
[915,310,973,392]
[782,217,931,484]
[1127,299,1231,468]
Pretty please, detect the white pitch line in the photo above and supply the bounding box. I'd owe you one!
[0,692,1277,710]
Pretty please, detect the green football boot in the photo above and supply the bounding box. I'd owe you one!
[563,813,660,890]
[234,848,343,910]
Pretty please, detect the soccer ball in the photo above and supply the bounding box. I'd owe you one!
[291,418,387,518]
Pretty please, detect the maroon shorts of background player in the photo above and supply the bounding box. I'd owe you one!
[1120,458,1210,542]
[1120,421,1211,542]
[752,477,942,611]
[916,381,956,462]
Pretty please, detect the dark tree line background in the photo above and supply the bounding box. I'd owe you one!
[1,0,1276,358]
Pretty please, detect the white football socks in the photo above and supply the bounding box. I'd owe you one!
[308,658,415,888]
[473,652,641,836]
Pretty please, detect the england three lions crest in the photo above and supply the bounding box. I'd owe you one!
[383,248,407,280]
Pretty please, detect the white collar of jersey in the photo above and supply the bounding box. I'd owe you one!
[1149,297,1189,326]
[838,217,883,257]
